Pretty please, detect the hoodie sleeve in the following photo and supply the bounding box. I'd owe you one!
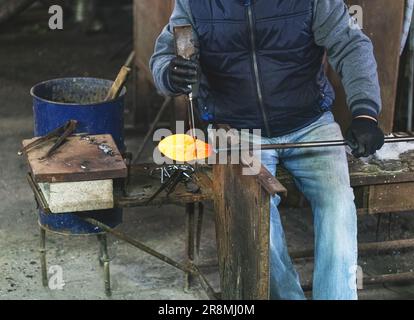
[149,0,195,96]
[313,0,382,119]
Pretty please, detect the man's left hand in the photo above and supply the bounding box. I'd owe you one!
[345,117,385,158]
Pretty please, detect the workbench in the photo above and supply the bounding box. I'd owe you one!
[213,150,414,299]
[28,151,414,299]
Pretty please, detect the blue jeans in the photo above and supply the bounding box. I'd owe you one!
[251,112,358,300]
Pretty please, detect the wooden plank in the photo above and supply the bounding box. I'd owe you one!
[214,124,288,196]
[365,182,414,214]
[330,0,405,133]
[134,0,174,73]
[257,165,287,197]
[213,163,271,300]
[276,153,414,215]
[133,0,175,126]
[23,134,127,183]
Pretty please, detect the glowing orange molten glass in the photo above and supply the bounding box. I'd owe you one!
[158,134,213,162]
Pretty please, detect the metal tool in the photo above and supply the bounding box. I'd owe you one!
[146,164,196,205]
[214,134,414,154]
[18,120,78,159]
[173,25,198,142]
[133,97,172,164]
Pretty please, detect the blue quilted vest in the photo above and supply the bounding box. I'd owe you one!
[189,0,335,137]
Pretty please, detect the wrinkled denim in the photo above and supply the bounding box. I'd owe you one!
[244,112,358,300]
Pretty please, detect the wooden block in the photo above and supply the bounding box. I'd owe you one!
[39,180,114,214]
[331,0,405,133]
[22,134,127,183]
[213,163,271,300]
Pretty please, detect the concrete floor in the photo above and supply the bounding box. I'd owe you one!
[1,8,414,300]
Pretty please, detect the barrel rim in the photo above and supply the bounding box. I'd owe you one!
[30,77,127,106]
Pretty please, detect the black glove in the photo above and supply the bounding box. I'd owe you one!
[345,117,385,158]
[167,56,199,95]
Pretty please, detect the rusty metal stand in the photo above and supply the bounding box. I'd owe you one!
[39,226,48,287]
[97,233,111,297]
[196,202,204,257]
[81,215,219,300]
[38,225,112,296]
[185,203,196,292]
[28,165,219,299]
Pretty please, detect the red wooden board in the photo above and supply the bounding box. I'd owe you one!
[22,134,127,183]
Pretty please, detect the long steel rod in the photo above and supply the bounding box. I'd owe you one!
[215,136,414,153]
[133,97,172,164]
[39,227,48,287]
[82,217,220,298]
[82,217,192,274]
[185,203,196,291]
[192,265,220,300]
[97,234,111,297]
[291,238,414,260]
[302,272,414,292]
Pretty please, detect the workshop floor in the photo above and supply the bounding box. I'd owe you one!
[1,7,414,300]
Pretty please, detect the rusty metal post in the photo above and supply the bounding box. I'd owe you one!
[185,203,196,292]
[39,227,48,287]
[196,202,204,258]
[98,233,111,297]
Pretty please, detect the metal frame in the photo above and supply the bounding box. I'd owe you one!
[28,171,219,299]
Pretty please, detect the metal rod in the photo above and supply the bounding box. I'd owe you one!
[215,136,414,153]
[41,120,78,160]
[124,51,136,68]
[302,272,414,292]
[196,202,204,257]
[192,264,219,300]
[82,217,192,274]
[27,173,51,214]
[133,97,172,164]
[188,93,197,140]
[185,203,196,291]
[291,238,414,260]
[39,227,48,287]
[364,272,414,286]
[84,217,220,299]
[98,233,111,297]
[18,120,77,157]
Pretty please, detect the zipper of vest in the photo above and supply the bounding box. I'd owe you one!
[246,4,271,137]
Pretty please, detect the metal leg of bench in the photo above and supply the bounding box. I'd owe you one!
[98,233,111,297]
[196,202,204,258]
[185,203,196,292]
[39,227,48,287]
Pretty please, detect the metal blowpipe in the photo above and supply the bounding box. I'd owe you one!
[214,135,414,153]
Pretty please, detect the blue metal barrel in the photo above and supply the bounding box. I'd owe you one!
[31,77,125,235]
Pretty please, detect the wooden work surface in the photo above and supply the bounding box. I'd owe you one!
[348,153,414,186]
[277,151,414,214]
[116,165,214,207]
[213,164,271,300]
[23,134,127,183]
[276,151,414,186]
[119,150,414,208]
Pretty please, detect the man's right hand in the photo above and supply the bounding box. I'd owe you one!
[167,56,199,95]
